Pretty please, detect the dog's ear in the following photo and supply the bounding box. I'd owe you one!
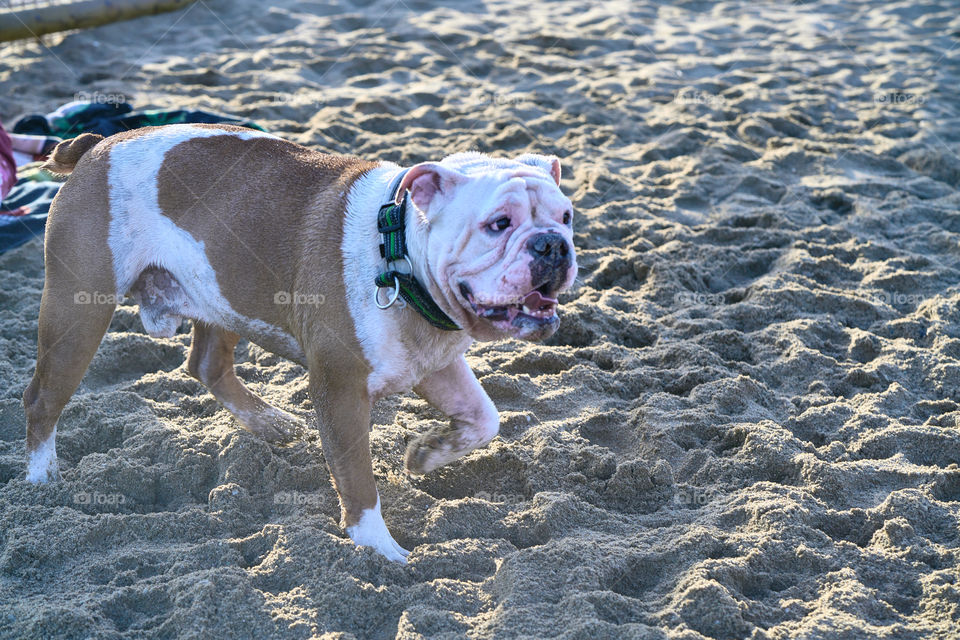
[397,163,467,214]
[514,153,562,186]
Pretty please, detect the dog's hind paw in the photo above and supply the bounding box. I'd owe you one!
[26,437,60,484]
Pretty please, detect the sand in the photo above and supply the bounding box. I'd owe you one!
[1,0,959,638]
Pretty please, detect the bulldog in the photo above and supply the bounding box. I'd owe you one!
[23,123,576,562]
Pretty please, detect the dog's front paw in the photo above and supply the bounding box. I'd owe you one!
[404,433,460,475]
[346,499,410,563]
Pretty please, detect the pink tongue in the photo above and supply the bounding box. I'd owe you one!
[522,290,558,310]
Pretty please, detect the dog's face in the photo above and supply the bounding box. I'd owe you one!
[400,153,577,341]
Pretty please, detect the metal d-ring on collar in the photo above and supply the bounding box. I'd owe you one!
[373,277,400,309]
[372,168,461,331]
[373,255,412,309]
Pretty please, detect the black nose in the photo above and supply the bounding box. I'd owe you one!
[527,233,569,261]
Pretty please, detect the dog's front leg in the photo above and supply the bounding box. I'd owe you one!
[309,364,409,563]
[406,356,500,475]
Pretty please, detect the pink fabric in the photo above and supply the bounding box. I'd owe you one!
[0,122,16,201]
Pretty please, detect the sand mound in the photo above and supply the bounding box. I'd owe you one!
[1,0,959,638]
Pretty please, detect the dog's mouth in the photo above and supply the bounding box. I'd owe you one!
[458,282,559,330]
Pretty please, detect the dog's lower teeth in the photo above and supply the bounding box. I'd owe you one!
[475,300,556,320]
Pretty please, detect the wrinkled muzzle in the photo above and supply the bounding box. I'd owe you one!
[456,230,576,342]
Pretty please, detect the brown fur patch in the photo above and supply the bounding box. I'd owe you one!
[153,126,376,364]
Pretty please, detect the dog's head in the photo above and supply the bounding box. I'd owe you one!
[401,152,577,342]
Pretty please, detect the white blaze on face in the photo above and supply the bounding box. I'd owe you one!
[26,429,58,484]
[441,176,534,300]
[431,171,575,308]
[345,495,410,563]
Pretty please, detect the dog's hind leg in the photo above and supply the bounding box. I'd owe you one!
[186,322,304,442]
[24,241,117,483]
[25,135,118,483]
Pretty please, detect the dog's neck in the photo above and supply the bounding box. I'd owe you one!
[342,164,468,398]
[376,168,461,332]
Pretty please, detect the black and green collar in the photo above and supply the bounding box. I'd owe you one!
[374,169,461,331]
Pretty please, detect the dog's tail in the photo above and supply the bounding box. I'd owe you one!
[42,133,104,175]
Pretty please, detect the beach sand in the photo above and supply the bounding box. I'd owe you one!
[1,0,959,638]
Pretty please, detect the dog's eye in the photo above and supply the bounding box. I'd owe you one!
[563,211,572,225]
[488,216,511,232]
